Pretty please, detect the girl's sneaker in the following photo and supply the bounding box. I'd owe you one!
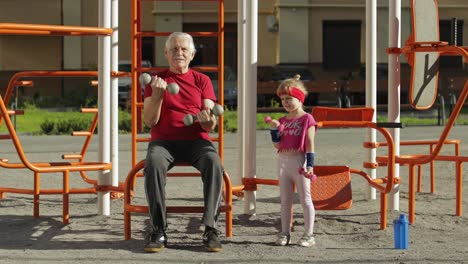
[275,233,291,246]
[298,234,315,247]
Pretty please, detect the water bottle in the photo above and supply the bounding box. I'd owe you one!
[393,213,409,249]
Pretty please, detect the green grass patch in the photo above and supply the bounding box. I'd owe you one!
[2,107,467,135]
[0,106,132,135]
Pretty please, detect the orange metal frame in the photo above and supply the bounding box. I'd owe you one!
[123,160,233,239]
[313,107,399,230]
[123,0,232,239]
[0,23,114,224]
[0,92,112,225]
[0,23,112,36]
[310,46,468,229]
[375,139,460,193]
[380,0,468,224]
[374,70,468,223]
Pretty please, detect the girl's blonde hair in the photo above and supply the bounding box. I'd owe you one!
[276,74,308,97]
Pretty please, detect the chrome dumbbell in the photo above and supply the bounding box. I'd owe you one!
[139,73,179,94]
[183,104,225,126]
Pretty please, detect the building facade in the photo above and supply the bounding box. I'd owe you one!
[0,0,467,106]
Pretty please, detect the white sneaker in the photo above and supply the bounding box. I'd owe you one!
[275,233,291,246]
[298,234,316,247]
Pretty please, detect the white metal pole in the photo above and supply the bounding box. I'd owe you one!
[365,0,377,200]
[244,0,258,215]
[238,0,258,215]
[236,0,246,189]
[110,0,119,188]
[98,0,112,215]
[388,0,401,211]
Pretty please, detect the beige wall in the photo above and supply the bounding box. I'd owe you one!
[0,0,61,24]
[1,0,467,73]
[278,0,309,64]
[153,2,183,66]
[439,7,468,46]
[0,0,62,70]
[81,0,99,69]
[63,0,82,70]
[289,1,412,64]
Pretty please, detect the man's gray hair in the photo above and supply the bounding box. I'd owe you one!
[165,32,196,53]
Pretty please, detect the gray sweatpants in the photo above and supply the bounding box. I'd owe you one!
[144,139,224,233]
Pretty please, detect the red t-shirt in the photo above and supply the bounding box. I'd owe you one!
[143,69,217,141]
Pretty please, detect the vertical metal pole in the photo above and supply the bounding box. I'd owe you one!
[388,0,401,211]
[237,0,245,189]
[131,0,139,167]
[98,0,112,216]
[245,0,258,214]
[238,0,258,215]
[110,0,119,188]
[110,0,119,186]
[365,0,377,200]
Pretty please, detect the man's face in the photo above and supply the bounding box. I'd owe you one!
[164,37,195,74]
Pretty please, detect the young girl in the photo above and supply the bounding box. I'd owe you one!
[268,74,317,247]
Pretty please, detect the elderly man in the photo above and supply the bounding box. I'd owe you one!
[142,32,224,253]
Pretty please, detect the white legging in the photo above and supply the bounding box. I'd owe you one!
[278,153,315,235]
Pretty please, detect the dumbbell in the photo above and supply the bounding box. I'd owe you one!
[264,116,284,132]
[183,104,225,126]
[139,73,180,94]
[298,168,317,182]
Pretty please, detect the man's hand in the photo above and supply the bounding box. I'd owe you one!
[197,109,217,131]
[150,76,167,100]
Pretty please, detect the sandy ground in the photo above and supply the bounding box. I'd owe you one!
[1,126,468,263]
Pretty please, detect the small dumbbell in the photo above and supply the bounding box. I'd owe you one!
[298,168,317,182]
[139,73,180,94]
[264,116,284,132]
[183,104,225,126]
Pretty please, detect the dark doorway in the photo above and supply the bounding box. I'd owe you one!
[322,20,361,70]
[439,19,464,68]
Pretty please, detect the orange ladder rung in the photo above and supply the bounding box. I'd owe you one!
[62,154,83,160]
[80,108,98,113]
[71,131,92,137]
[6,109,24,115]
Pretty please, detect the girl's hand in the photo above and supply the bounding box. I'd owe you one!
[264,116,280,129]
[269,119,280,129]
[298,167,317,182]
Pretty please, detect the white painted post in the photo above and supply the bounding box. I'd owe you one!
[365,0,377,200]
[238,0,258,215]
[111,0,119,188]
[110,0,119,187]
[388,0,401,211]
[237,0,246,188]
[98,0,112,215]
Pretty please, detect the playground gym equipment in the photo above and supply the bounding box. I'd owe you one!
[0,0,467,240]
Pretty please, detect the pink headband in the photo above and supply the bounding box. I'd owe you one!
[280,87,305,103]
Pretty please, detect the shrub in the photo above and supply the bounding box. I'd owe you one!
[56,120,72,134]
[119,118,132,132]
[69,118,90,132]
[40,119,55,135]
